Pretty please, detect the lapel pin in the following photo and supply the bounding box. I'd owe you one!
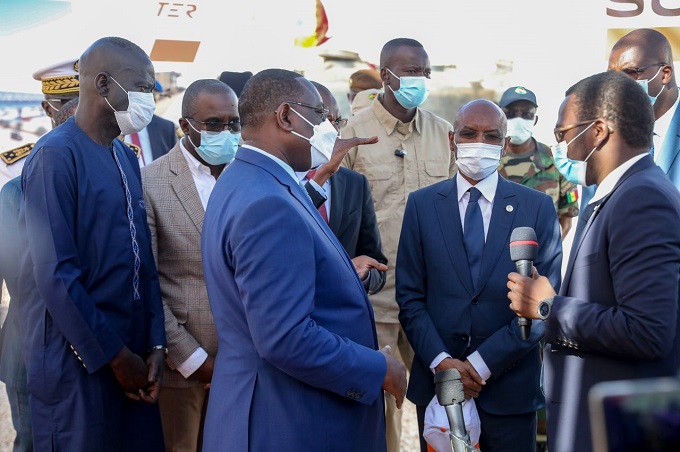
[506,205,514,212]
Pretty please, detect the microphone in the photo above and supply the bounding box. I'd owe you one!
[394,149,407,158]
[509,227,538,341]
[434,368,474,452]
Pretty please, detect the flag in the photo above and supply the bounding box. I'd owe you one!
[294,0,330,48]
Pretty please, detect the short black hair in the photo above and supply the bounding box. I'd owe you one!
[566,71,653,149]
[182,79,235,118]
[380,38,424,68]
[239,69,306,130]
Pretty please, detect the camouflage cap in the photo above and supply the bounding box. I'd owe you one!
[499,86,538,108]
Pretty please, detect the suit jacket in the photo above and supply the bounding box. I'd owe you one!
[147,114,177,161]
[397,174,562,415]
[305,167,388,294]
[0,177,25,391]
[657,98,680,188]
[142,144,217,389]
[544,155,680,452]
[201,147,387,451]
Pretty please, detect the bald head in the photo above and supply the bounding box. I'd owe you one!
[454,99,507,135]
[611,28,673,65]
[79,37,152,81]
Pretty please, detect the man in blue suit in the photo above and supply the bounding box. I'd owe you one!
[508,71,680,452]
[397,99,562,452]
[201,68,407,451]
[577,28,679,232]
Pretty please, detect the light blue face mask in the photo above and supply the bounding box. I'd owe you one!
[552,121,597,186]
[187,120,240,165]
[636,66,665,106]
[386,68,431,109]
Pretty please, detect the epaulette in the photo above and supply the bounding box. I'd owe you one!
[1,143,34,165]
[125,142,142,159]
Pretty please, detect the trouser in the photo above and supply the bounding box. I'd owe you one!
[377,322,414,452]
[6,384,32,452]
[159,385,209,452]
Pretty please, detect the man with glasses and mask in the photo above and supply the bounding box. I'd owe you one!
[0,59,80,190]
[141,79,239,451]
[498,86,579,240]
[508,70,680,452]
[300,81,388,296]
[18,37,166,451]
[397,99,562,452]
[201,68,407,451]
[341,38,456,452]
[575,28,680,238]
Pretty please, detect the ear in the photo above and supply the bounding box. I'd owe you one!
[41,100,57,120]
[380,68,391,85]
[534,115,539,126]
[178,117,191,137]
[661,65,673,84]
[94,72,110,97]
[502,136,511,155]
[274,102,294,132]
[593,119,611,148]
[448,130,456,156]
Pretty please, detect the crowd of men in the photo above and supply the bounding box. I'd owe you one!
[0,27,678,452]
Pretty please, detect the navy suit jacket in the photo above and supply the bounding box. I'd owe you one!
[146,114,177,160]
[201,147,387,451]
[306,167,388,294]
[544,155,680,452]
[397,174,562,415]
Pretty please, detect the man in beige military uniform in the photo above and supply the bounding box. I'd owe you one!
[342,38,455,452]
[0,60,80,191]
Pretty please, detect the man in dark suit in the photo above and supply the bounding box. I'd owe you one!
[397,99,562,452]
[200,68,407,451]
[125,114,177,166]
[302,81,387,295]
[508,71,680,452]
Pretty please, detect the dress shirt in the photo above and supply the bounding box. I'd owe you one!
[180,139,217,210]
[653,88,680,164]
[589,153,647,206]
[429,171,500,381]
[295,168,332,220]
[124,127,153,167]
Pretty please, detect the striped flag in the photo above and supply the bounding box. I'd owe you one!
[294,0,331,48]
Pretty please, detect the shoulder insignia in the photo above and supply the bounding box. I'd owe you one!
[125,142,143,159]
[1,143,34,165]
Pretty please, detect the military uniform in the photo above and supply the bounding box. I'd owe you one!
[0,144,34,190]
[499,139,579,219]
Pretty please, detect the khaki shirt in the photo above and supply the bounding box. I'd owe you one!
[342,96,455,322]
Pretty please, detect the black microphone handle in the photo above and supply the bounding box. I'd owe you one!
[515,259,533,340]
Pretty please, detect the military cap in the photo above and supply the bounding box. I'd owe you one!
[32,59,80,97]
[218,71,253,97]
[349,69,382,92]
[498,86,538,108]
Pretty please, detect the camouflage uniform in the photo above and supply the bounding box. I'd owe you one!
[499,139,579,219]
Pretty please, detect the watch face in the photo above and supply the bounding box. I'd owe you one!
[539,303,550,317]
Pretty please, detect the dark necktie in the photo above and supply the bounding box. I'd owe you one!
[463,187,485,286]
[111,146,141,301]
[306,169,329,223]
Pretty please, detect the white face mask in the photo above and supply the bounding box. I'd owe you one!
[455,142,503,181]
[289,107,338,169]
[636,66,665,106]
[506,118,535,145]
[104,76,156,135]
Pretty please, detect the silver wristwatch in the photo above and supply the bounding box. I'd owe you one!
[537,297,553,320]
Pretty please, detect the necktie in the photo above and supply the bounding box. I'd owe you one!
[306,169,329,223]
[111,146,141,301]
[463,187,485,286]
[130,132,145,165]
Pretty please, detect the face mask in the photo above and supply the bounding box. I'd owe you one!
[289,107,338,169]
[386,68,431,109]
[552,121,597,186]
[455,142,503,181]
[186,121,240,165]
[636,66,665,106]
[506,118,535,145]
[104,76,155,135]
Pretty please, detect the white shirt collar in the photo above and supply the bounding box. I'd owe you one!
[589,153,647,205]
[456,171,499,203]
[654,87,680,142]
[241,144,299,186]
[179,139,211,177]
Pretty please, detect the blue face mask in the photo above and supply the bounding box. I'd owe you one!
[386,68,430,109]
[636,66,665,106]
[552,121,597,186]
[187,120,240,165]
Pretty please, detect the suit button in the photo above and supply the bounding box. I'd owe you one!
[471,298,478,305]
[460,334,469,341]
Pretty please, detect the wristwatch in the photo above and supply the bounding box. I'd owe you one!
[537,297,553,320]
[149,345,168,356]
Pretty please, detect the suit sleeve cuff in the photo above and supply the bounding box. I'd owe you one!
[176,347,208,379]
[430,352,451,374]
[466,351,491,381]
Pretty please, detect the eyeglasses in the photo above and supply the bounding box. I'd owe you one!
[186,117,241,133]
[553,119,597,142]
[286,101,329,122]
[503,109,536,121]
[619,63,666,80]
[455,129,505,145]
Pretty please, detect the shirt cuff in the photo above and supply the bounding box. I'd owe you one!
[430,351,452,374]
[176,347,208,379]
[466,351,491,381]
[307,178,326,197]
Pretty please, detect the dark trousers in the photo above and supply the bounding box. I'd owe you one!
[6,385,33,452]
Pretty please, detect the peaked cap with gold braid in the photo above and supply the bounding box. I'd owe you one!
[32,59,80,98]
